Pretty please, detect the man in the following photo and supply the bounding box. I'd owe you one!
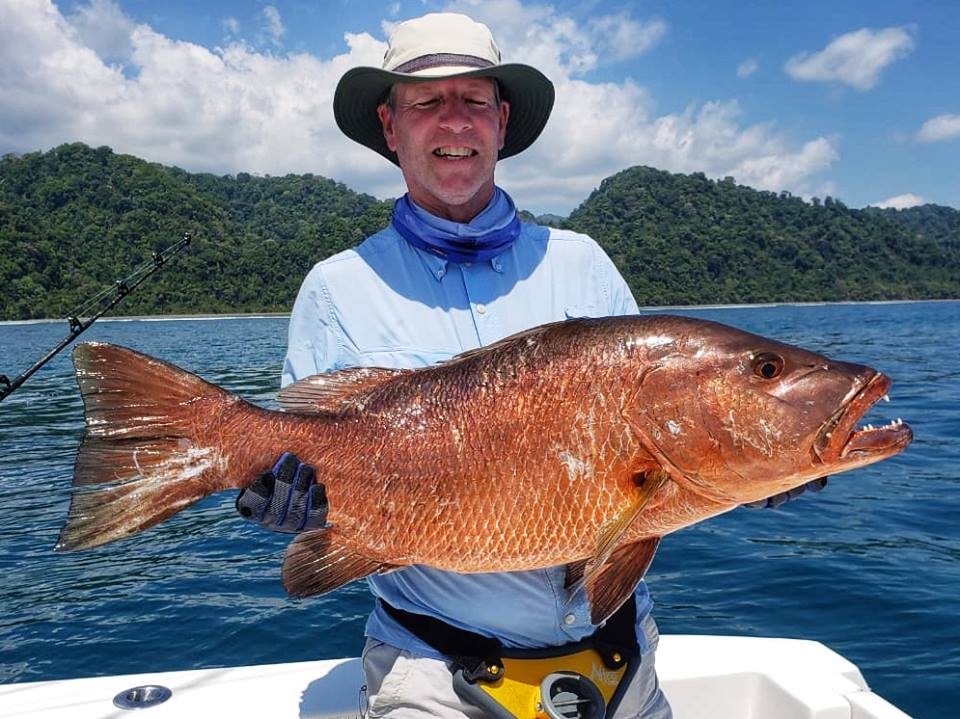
[238,12,823,718]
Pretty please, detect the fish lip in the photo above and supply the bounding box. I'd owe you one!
[813,372,912,463]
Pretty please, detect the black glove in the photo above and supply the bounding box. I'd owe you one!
[743,477,828,509]
[236,452,328,532]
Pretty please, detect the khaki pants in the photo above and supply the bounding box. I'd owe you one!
[361,614,672,719]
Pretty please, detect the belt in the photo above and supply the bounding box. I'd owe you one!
[379,596,640,719]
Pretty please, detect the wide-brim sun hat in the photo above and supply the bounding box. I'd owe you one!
[334,13,555,166]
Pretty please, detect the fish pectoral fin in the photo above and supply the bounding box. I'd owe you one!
[577,470,669,591]
[277,368,410,414]
[586,537,661,625]
[282,529,397,598]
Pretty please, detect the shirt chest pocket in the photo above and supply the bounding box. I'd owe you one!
[564,304,606,320]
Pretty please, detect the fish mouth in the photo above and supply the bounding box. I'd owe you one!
[813,372,912,465]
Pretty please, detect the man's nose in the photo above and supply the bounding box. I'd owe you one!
[438,99,472,133]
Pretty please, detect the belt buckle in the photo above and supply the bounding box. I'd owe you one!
[539,670,606,719]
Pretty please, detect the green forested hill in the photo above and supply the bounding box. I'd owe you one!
[864,204,960,254]
[1,144,957,320]
[565,166,959,306]
[0,143,391,319]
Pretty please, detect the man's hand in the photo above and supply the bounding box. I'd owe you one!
[236,452,328,532]
[742,477,828,509]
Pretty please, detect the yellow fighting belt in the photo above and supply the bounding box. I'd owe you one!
[378,597,640,719]
[452,645,638,719]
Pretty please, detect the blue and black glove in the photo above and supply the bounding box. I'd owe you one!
[236,452,328,532]
[743,477,828,509]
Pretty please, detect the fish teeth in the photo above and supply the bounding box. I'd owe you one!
[860,417,904,431]
[882,394,890,402]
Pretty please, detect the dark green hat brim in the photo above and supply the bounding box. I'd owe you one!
[334,64,555,166]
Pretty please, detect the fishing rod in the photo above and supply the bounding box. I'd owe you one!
[0,232,192,403]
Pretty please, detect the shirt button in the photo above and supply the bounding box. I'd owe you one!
[563,613,576,625]
[476,303,487,314]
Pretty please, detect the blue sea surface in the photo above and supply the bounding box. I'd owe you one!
[0,302,957,717]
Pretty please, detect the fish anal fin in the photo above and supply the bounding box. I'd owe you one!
[277,368,410,414]
[282,529,398,598]
[587,538,661,625]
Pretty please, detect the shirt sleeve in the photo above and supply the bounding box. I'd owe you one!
[594,243,640,317]
[281,265,341,387]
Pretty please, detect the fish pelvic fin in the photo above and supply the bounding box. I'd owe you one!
[282,529,398,598]
[57,343,246,552]
[277,367,410,414]
[564,559,588,590]
[586,538,661,625]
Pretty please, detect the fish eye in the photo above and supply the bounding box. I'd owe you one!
[752,352,784,380]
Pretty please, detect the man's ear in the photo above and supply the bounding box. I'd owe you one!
[377,104,397,152]
[498,100,510,150]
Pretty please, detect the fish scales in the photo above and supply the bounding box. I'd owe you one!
[300,320,650,571]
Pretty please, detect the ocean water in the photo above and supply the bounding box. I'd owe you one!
[0,302,957,717]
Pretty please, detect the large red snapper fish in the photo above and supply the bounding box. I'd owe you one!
[57,316,912,623]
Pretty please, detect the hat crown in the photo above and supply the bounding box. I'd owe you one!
[383,13,501,73]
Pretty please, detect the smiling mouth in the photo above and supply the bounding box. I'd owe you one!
[433,146,477,159]
[814,372,912,464]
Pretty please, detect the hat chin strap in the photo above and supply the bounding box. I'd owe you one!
[392,53,494,74]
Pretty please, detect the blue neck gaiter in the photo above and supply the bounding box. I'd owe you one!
[391,188,521,264]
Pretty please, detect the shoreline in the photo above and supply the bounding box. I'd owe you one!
[0,298,956,326]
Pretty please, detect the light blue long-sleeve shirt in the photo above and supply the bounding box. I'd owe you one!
[282,220,653,659]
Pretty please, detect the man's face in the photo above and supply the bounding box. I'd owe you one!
[377,77,510,222]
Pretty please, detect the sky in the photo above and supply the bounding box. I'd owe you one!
[1,0,958,216]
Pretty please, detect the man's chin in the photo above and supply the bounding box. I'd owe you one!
[414,184,495,221]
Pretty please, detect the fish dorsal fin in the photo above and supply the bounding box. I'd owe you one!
[278,367,410,414]
[282,529,399,598]
[573,469,668,593]
[434,320,573,367]
[586,538,661,624]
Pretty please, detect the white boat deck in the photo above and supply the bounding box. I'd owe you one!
[0,635,912,718]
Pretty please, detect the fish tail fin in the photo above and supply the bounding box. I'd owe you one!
[57,342,246,552]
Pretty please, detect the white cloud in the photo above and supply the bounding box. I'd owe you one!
[260,5,285,47]
[0,0,839,215]
[870,193,926,210]
[737,58,758,78]
[784,27,914,91]
[65,0,135,61]
[223,17,240,37]
[917,114,960,143]
[0,0,389,192]
[586,14,668,62]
